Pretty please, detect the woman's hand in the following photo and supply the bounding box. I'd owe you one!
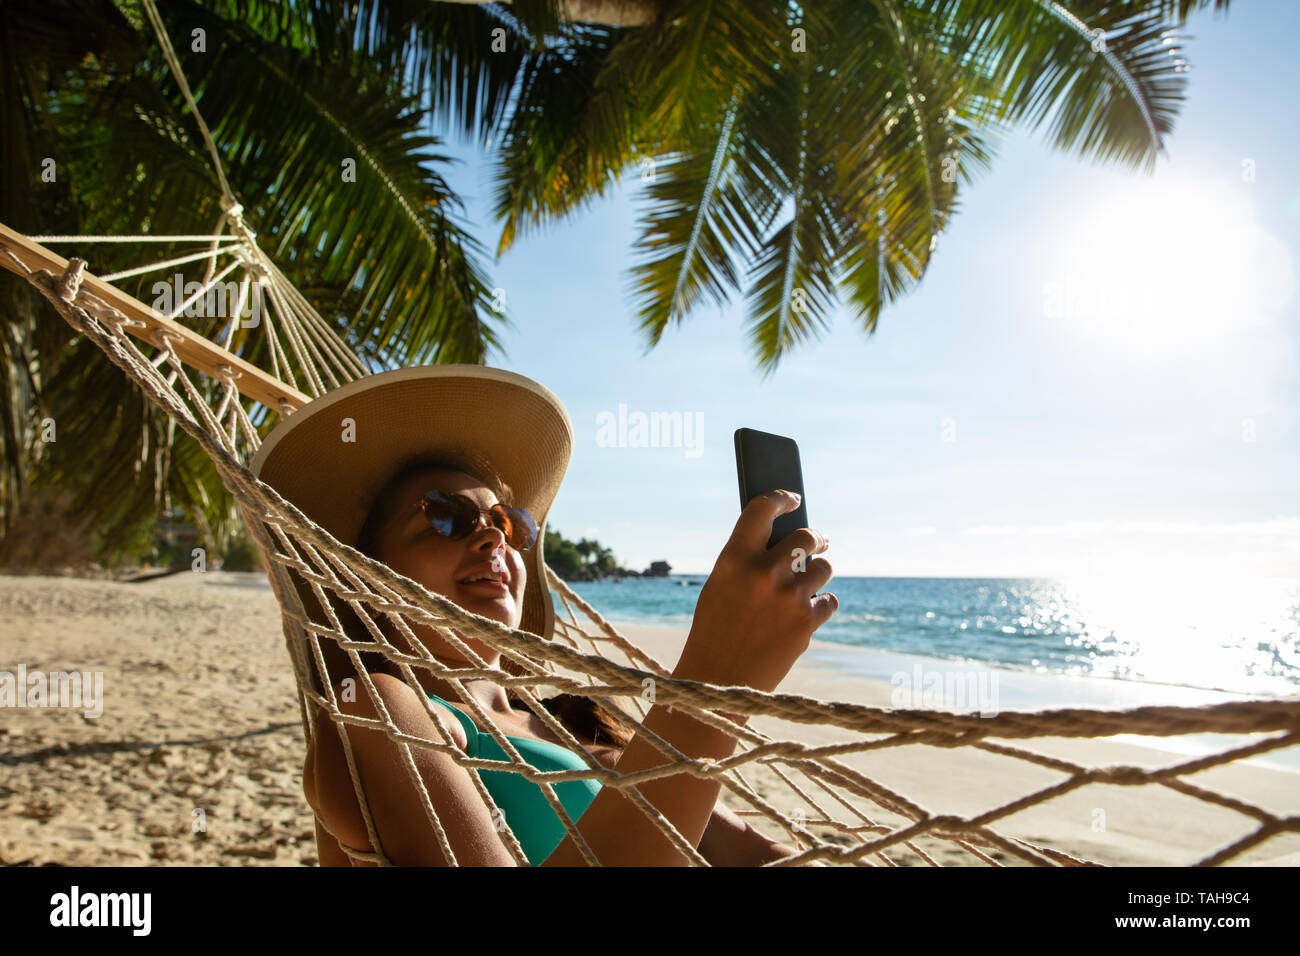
[675,489,838,694]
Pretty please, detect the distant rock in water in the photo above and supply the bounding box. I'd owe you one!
[645,561,671,577]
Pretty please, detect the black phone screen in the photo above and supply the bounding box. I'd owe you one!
[734,427,809,551]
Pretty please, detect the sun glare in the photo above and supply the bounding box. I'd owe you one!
[1040,175,1294,369]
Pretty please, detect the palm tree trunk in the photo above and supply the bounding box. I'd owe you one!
[437,0,660,28]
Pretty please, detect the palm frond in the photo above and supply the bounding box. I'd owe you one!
[221,0,547,149]
[828,0,997,332]
[154,0,509,367]
[738,1,847,375]
[488,24,636,256]
[927,0,1195,172]
[625,92,768,351]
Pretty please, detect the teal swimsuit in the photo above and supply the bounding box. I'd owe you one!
[425,692,603,866]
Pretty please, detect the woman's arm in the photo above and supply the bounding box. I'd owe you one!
[540,659,746,866]
[323,672,521,866]
[541,490,835,865]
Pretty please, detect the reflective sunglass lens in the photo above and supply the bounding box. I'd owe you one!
[420,492,537,550]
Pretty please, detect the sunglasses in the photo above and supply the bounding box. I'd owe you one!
[418,490,539,552]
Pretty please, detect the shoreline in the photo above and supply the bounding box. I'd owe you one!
[605,619,1300,775]
[3,571,1298,866]
[215,572,1300,706]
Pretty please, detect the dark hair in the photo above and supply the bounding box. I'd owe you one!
[341,449,634,750]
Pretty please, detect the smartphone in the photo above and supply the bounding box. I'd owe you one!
[734,427,809,550]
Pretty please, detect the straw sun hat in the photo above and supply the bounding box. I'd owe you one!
[249,365,574,643]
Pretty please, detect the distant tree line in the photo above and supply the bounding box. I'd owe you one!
[544,527,668,581]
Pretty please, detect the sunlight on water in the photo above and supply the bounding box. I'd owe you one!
[813,575,1300,696]
[1055,576,1300,695]
[565,573,1300,772]
[569,574,1300,697]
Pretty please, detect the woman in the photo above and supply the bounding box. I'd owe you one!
[250,365,838,866]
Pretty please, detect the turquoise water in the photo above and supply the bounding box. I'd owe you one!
[556,575,1300,699]
[232,570,1299,769]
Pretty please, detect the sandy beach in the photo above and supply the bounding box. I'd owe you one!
[2,570,1297,866]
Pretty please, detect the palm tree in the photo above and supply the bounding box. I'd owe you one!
[0,0,1231,560]
[592,543,619,574]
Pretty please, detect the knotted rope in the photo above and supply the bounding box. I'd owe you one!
[5,238,1299,866]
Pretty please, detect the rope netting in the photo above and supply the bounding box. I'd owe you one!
[3,235,1300,866]
[21,196,367,412]
[5,0,1298,866]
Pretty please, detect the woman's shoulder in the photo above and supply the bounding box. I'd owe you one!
[302,672,471,862]
[312,672,470,755]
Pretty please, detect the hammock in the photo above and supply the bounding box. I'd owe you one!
[3,3,1297,867]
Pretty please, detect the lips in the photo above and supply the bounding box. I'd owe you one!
[456,561,510,587]
[460,579,509,595]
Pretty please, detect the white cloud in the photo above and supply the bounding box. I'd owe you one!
[1026,521,1103,537]
[953,517,1300,542]
[1119,516,1300,538]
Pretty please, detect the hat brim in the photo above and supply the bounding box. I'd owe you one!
[249,365,573,641]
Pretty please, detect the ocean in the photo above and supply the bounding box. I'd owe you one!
[559,575,1300,772]
[561,575,1300,695]
[235,570,1300,769]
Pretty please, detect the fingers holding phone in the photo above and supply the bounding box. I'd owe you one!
[726,488,810,556]
[735,428,809,550]
[770,519,837,615]
[734,426,837,613]
[674,441,839,695]
[735,490,831,577]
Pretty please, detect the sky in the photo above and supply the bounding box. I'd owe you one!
[416,1,1300,579]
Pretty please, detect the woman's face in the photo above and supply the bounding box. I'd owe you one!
[372,466,527,666]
